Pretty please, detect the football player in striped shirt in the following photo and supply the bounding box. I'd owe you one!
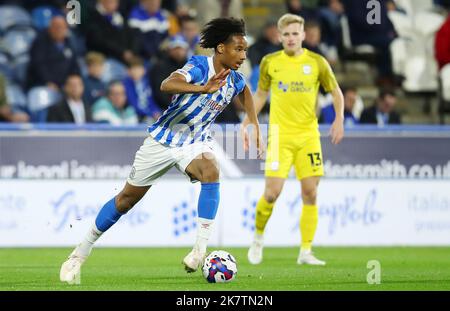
[60,17,263,284]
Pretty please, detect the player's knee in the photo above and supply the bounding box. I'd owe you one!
[199,167,220,182]
[115,193,136,213]
[198,162,220,183]
[302,187,317,203]
[264,188,281,203]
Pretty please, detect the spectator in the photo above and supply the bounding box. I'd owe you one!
[248,20,282,68]
[342,0,396,84]
[128,0,179,59]
[161,0,178,13]
[92,81,138,125]
[47,75,92,124]
[435,2,450,70]
[149,35,189,111]
[286,0,320,22]
[318,0,344,49]
[193,0,244,28]
[123,57,161,123]
[84,0,140,64]
[303,20,338,65]
[179,15,201,59]
[319,87,359,125]
[0,74,29,123]
[360,88,401,126]
[174,1,195,20]
[436,0,450,10]
[27,16,80,90]
[83,52,107,106]
[304,20,322,55]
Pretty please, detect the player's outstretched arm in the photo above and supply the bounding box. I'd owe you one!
[239,85,265,158]
[330,86,345,145]
[241,87,269,128]
[160,69,230,94]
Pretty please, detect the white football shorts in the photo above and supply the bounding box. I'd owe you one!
[126,135,215,186]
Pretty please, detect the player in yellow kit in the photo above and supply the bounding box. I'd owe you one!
[241,14,344,265]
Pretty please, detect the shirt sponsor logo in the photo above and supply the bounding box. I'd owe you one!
[278,81,289,92]
[278,81,312,93]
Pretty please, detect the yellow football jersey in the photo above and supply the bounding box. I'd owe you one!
[258,49,338,135]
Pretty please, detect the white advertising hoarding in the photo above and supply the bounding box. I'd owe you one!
[1,179,450,246]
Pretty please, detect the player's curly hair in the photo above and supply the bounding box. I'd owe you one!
[199,17,246,50]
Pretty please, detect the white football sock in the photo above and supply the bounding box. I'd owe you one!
[77,224,103,257]
[194,218,214,254]
[254,232,264,243]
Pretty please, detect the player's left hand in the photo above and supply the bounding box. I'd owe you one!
[330,120,344,145]
[203,69,230,94]
[254,126,265,159]
[240,123,265,159]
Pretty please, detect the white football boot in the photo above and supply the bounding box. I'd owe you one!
[60,246,87,285]
[297,250,326,266]
[182,249,205,273]
[247,234,264,265]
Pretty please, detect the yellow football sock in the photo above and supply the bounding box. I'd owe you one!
[300,204,318,251]
[255,196,274,235]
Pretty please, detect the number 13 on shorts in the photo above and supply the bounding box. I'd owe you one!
[294,140,324,180]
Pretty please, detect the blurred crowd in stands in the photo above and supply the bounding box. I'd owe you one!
[0,0,449,126]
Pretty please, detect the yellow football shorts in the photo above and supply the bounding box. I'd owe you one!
[264,133,324,180]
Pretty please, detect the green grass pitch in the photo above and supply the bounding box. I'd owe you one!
[1,247,450,290]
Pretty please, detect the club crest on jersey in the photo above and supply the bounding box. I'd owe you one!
[303,65,312,75]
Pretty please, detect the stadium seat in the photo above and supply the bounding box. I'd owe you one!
[6,84,27,109]
[439,64,450,124]
[388,11,414,38]
[388,6,443,38]
[441,65,450,102]
[31,6,58,30]
[102,58,128,83]
[249,65,259,93]
[27,87,61,122]
[0,5,32,34]
[390,38,408,76]
[414,12,445,38]
[0,51,13,80]
[394,0,435,16]
[389,1,443,110]
[2,27,37,57]
[339,15,377,66]
[11,54,30,86]
[403,56,439,92]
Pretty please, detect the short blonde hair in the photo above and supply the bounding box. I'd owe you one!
[277,13,305,31]
[85,52,105,66]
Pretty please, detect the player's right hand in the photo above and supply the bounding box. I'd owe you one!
[202,69,230,94]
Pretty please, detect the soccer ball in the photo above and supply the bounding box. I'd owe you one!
[202,250,237,283]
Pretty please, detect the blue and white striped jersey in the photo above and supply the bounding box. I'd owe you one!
[148,55,246,147]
